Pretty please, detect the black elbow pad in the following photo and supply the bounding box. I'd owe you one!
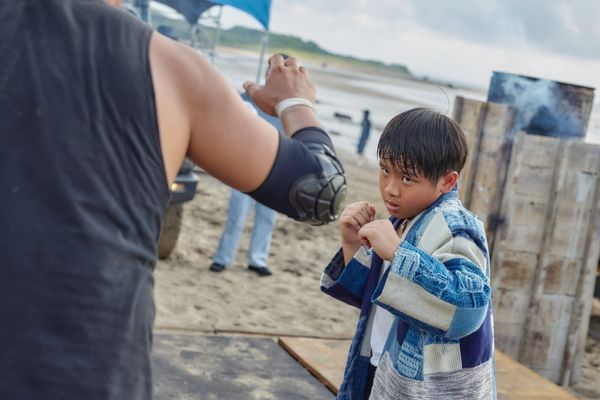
[248,128,346,225]
[289,143,346,225]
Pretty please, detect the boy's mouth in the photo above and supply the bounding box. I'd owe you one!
[385,200,400,213]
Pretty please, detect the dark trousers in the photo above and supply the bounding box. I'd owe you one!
[364,363,377,400]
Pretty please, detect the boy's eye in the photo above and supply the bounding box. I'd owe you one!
[402,176,414,183]
[381,167,389,176]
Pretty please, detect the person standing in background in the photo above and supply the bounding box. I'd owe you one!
[210,93,281,277]
[357,109,372,156]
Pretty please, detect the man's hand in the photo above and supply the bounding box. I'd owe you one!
[358,219,401,261]
[243,54,316,116]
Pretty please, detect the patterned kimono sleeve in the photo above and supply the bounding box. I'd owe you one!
[372,212,491,339]
[320,246,372,309]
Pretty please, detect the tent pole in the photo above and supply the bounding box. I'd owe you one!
[211,5,224,63]
[255,30,269,85]
[135,0,150,24]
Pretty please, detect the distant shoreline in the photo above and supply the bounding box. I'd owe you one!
[214,45,484,93]
[150,10,479,90]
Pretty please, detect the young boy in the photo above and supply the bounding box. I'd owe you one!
[321,108,494,399]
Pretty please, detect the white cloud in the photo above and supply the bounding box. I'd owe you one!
[193,0,600,88]
[287,4,310,17]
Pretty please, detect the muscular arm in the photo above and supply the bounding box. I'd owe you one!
[150,33,278,190]
[150,33,321,190]
[150,33,345,223]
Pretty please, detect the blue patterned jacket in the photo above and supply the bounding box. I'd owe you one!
[321,189,495,399]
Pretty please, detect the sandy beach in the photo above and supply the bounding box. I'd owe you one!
[154,150,600,399]
[154,151,384,339]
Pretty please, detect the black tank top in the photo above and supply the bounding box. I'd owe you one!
[0,1,169,398]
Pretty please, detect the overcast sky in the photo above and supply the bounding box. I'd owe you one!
[154,0,600,91]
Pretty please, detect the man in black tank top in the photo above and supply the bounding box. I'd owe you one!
[0,0,345,399]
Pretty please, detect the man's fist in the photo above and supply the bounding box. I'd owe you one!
[244,54,315,116]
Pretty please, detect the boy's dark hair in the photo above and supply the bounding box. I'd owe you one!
[377,108,468,182]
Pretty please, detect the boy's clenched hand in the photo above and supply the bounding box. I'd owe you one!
[358,220,401,261]
[339,202,376,263]
[339,202,376,245]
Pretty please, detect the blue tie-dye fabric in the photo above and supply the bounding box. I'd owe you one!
[320,190,495,399]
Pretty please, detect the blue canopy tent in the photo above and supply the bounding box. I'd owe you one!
[208,0,271,30]
[150,0,215,25]
[132,0,272,81]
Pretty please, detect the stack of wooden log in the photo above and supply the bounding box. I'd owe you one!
[453,97,600,385]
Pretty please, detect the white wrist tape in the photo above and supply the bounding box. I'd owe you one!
[275,97,314,118]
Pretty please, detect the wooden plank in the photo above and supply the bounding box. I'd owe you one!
[547,202,593,257]
[519,135,564,168]
[518,135,565,375]
[278,337,576,399]
[571,180,600,382]
[512,165,556,198]
[491,133,560,264]
[493,323,525,359]
[495,216,546,254]
[479,102,515,153]
[491,133,558,282]
[467,102,515,250]
[469,155,502,223]
[491,133,559,372]
[528,294,574,329]
[562,192,600,384]
[494,251,538,291]
[561,141,600,385]
[542,256,582,295]
[490,133,538,357]
[494,351,577,399]
[454,100,600,384]
[557,169,598,203]
[278,337,349,394]
[519,324,570,371]
[520,140,600,382]
[492,136,600,384]
[452,97,487,206]
[561,141,600,173]
[493,288,531,326]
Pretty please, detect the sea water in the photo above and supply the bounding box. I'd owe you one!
[213,51,600,164]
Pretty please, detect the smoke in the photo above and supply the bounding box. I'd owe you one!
[492,74,585,138]
[500,76,557,133]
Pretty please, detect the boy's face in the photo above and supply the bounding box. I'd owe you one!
[378,158,457,220]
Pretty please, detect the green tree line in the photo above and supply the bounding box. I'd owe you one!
[151,13,411,77]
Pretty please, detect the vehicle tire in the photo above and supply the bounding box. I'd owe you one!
[157,203,183,260]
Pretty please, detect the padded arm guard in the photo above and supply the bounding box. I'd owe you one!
[289,143,346,225]
[248,127,346,225]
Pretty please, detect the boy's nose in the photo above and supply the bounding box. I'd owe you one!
[385,182,401,197]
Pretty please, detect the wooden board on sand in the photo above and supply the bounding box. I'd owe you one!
[278,337,349,394]
[278,337,577,399]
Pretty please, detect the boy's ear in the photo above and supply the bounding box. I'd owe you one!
[439,171,459,193]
